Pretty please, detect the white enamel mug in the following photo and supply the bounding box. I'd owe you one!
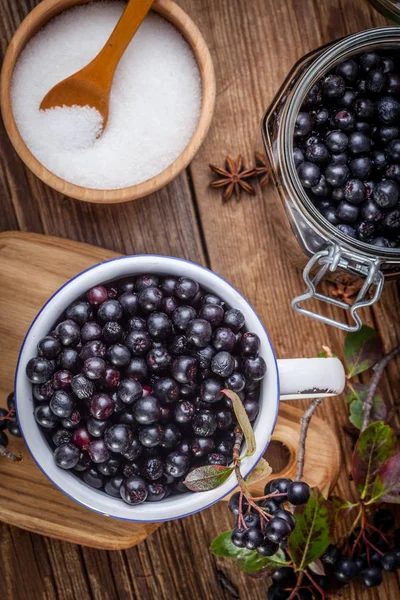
[15,255,345,522]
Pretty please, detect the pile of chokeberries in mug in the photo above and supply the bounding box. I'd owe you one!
[26,274,266,505]
[295,50,400,248]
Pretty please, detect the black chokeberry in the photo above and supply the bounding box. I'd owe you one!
[83,468,105,489]
[138,287,163,313]
[135,274,159,292]
[325,163,349,188]
[360,566,382,588]
[223,308,245,333]
[265,517,292,543]
[321,544,340,565]
[295,112,313,138]
[231,527,246,548]
[120,476,148,505]
[26,357,54,384]
[336,59,358,82]
[165,451,190,478]
[200,378,223,403]
[377,96,400,124]
[199,303,224,328]
[344,179,365,204]
[186,318,212,348]
[192,411,217,437]
[323,74,345,98]
[243,527,264,550]
[171,355,197,384]
[54,443,80,469]
[191,437,215,458]
[175,277,199,301]
[334,557,358,582]
[257,539,279,557]
[373,180,399,208]
[174,401,195,424]
[287,481,310,505]
[134,396,161,425]
[297,162,321,188]
[50,390,74,419]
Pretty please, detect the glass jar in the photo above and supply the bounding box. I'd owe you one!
[369,0,400,24]
[262,27,400,332]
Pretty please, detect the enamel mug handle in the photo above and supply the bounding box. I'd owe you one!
[277,358,345,400]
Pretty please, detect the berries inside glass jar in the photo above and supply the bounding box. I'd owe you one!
[27,275,266,506]
[294,49,400,248]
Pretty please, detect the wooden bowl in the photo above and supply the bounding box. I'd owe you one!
[0,0,216,203]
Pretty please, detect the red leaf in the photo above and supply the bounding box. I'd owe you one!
[371,454,400,504]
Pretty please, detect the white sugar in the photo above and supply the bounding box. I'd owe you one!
[11,2,202,190]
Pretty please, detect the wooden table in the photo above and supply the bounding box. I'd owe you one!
[1,0,399,598]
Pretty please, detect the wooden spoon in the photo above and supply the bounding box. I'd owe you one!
[40,0,154,133]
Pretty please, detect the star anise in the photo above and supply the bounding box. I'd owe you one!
[326,278,362,304]
[209,155,256,202]
[254,151,270,187]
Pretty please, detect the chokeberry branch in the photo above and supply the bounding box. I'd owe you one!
[232,428,276,525]
[0,444,22,462]
[295,397,324,482]
[361,343,400,432]
[232,427,244,463]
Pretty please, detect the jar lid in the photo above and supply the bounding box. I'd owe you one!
[369,0,400,23]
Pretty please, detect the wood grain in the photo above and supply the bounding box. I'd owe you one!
[0,0,216,203]
[1,0,400,599]
[0,232,341,538]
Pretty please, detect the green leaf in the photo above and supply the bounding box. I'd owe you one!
[349,399,363,429]
[346,383,387,429]
[344,326,383,378]
[222,389,256,457]
[330,495,357,524]
[370,454,400,504]
[245,458,272,486]
[211,531,287,573]
[288,488,333,571]
[352,421,396,499]
[184,465,234,492]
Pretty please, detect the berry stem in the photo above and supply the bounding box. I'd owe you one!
[365,522,390,546]
[361,343,400,432]
[350,523,364,558]
[348,508,363,537]
[287,573,304,600]
[0,408,16,422]
[366,541,371,566]
[363,533,384,556]
[305,570,327,599]
[287,585,299,600]
[0,444,22,462]
[295,397,324,482]
[251,492,287,501]
[237,492,246,530]
[232,427,243,463]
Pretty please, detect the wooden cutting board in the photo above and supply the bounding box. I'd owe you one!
[0,231,341,547]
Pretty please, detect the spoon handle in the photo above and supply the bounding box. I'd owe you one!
[85,0,154,87]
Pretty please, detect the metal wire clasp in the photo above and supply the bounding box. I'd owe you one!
[291,245,384,332]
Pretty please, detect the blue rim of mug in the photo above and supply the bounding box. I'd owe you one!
[14,254,280,523]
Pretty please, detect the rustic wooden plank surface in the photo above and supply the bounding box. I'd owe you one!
[0,0,400,599]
